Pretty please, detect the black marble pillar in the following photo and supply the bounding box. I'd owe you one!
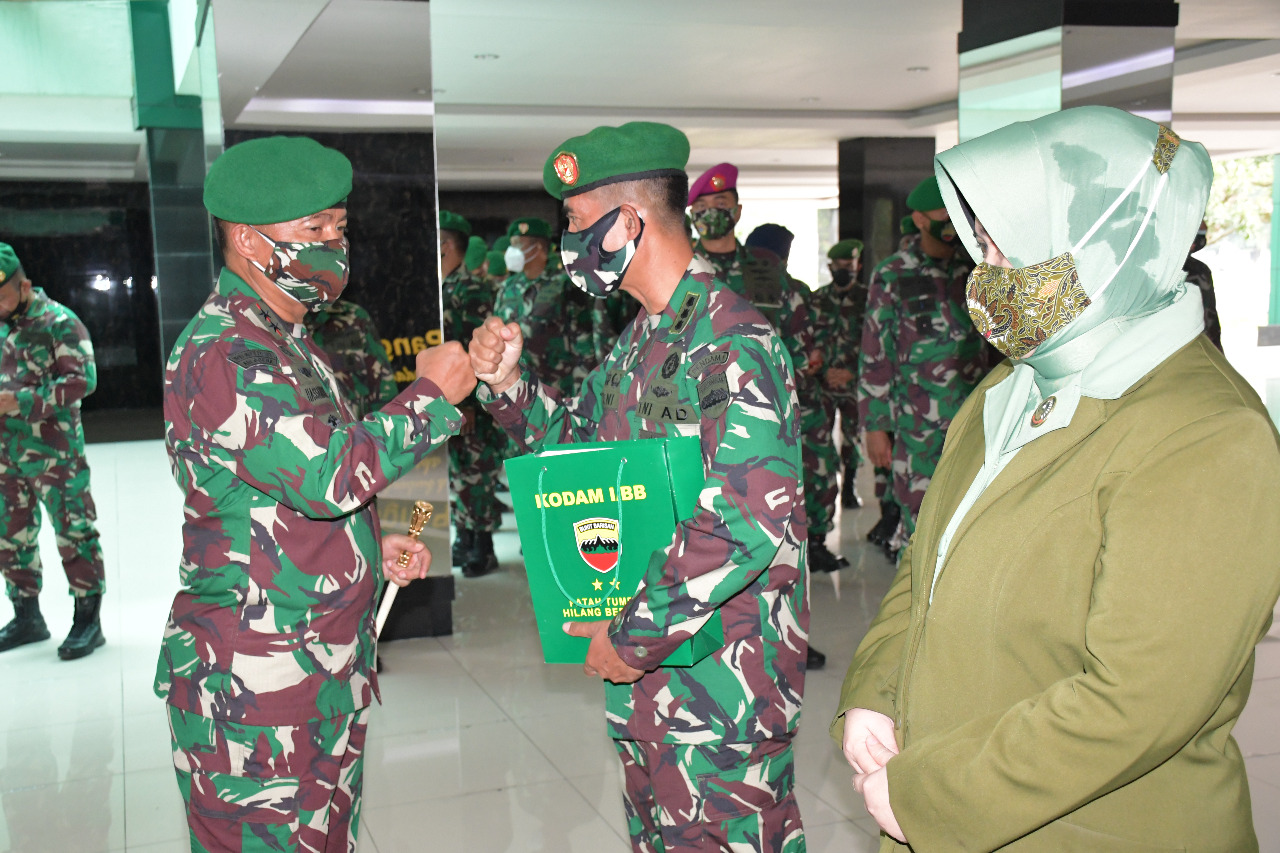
[0,182,161,426]
[837,138,938,274]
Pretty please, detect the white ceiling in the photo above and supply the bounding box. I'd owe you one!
[1,0,1277,186]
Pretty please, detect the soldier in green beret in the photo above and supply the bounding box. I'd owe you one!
[439,210,502,577]
[464,234,488,277]
[819,238,872,511]
[160,135,476,852]
[0,242,107,660]
[858,176,989,557]
[495,217,596,397]
[471,121,809,853]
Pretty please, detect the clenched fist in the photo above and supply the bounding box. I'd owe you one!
[470,316,524,394]
[416,341,477,406]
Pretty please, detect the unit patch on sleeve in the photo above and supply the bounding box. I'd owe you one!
[697,373,731,419]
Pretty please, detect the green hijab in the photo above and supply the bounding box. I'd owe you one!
[935,105,1212,387]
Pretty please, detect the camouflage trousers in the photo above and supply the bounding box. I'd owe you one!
[168,706,370,853]
[0,450,105,599]
[614,737,804,853]
[798,395,838,537]
[831,394,863,476]
[892,426,945,537]
[447,407,506,532]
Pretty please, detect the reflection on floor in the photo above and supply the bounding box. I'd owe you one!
[0,440,1277,852]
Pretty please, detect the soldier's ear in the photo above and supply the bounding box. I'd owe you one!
[228,223,267,264]
[618,204,643,241]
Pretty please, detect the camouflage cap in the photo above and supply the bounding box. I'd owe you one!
[827,238,864,260]
[439,210,472,237]
[0,243,20,284]
[900,214,919,236]
[486,249,507,276]
[543,121,690,200]
[507,217,553,239]
[906,175,945,213]
[464,235,487,271]
[204,136,353,225]
[688,163,739,206]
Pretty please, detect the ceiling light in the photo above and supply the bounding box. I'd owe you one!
[800,96,820,103]
[907,66,930,73]
[413,88,429,96]
[474,53,499,60]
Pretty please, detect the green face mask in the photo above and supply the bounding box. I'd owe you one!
[925,217,959,244]
[965,252,1092,360]
[692,207,737,240]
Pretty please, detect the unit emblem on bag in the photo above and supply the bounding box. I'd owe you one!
[575,517,620,573]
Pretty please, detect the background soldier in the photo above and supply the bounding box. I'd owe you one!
[1184,220,1223,352]
[303,297,398,418]
[0,243,107,660]
[160,136,475,851]
[816,239,870,511]
[858,176,987,556]
[440,210,502,577]
[464,234,488,279]
[688,164,818,389]
[472,122,809,853]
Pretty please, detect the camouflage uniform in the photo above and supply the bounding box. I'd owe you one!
[159,268,462,851]
[443,266,505,534]
[0,287,104,599]
[500,266,595,398]
[482,257,808,853]
[303,299,398,419]
[806,279,869,531]
[857,235,987,537]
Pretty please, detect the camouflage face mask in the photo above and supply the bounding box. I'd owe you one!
[924,216,959,245]
[561,206,644,298]
[965,252,1092,360]
[251,229,350,313]
[692,206,736,240]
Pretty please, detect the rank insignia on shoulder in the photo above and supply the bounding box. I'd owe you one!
[670,292,701,335]
[228,349,281,370]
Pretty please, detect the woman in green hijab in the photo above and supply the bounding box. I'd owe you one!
[831,105,1280,851]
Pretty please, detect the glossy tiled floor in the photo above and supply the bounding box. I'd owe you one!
[1,440,1277,852]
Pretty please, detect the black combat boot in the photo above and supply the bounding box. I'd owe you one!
[462,531,498,579]
[452,528,475,569]
[806,646,826,671]
[0,595,51,652]
[840,469,862,508]
[58,593,105,660]
[808,535,849,574]
[866,500,901,549]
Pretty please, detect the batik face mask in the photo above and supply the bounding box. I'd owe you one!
[692,206,737,240]
[561,206,643,298]
[965,253,1092,360]
[252,229,350,312]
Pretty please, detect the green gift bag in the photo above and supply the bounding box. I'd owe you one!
[504,436,725,665]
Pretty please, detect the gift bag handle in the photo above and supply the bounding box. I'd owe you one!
[537,457,627,608]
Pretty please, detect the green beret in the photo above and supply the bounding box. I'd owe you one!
[543,121,690,200]
[827,239,864,260]
[900,215,919,236]
[493,236,510,253]
[0,243,21,284]
[485,250,507,276]
[465,236,487,271]
[906,176,945,213]
[204,136,352,225]
[507,217,552,240]
[439,210,471,237]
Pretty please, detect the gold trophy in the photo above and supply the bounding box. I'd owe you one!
[397,501,433,568]
[377,500,433,638]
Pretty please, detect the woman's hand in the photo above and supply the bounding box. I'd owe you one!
[853,741,906,843]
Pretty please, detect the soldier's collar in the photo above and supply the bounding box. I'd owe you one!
[219,269,306,339]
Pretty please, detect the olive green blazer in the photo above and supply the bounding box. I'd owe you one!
[833,336,1280,852]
